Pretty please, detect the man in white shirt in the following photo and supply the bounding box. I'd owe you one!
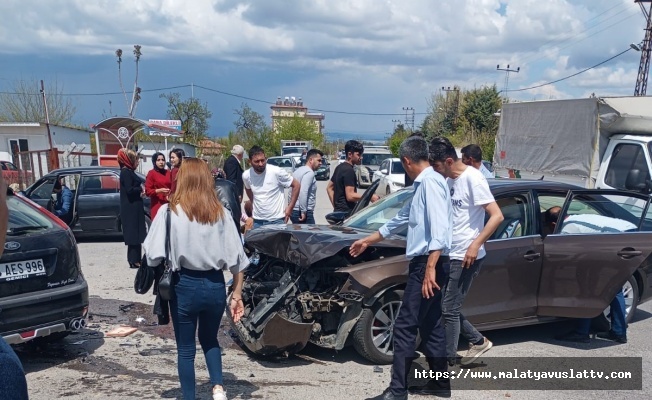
[430,137,504,367]
[243,145,300,229]
[461,144,494,179]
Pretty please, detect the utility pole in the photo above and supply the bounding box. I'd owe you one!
[634,1,652,96]
[391,119,401,131]
[497,64,520,103]
[402,107,415,131]
[40,79,59,170]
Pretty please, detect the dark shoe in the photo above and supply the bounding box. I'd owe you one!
[555,332,590,343]
[597,330,627,343]
[409,378,451,397]
[447,355,461,367]
[129,262,140,269]
[365,388,407,400]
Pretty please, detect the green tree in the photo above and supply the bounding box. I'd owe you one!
[386,123,410,156]
[460,85,501,159]
[227,103,276,156]
[0,78,77,125]
[160,92,212,145]
[274,114,324,149]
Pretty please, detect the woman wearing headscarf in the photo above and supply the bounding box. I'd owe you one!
[118,148,147,269]
[169,148,185,194]
[143,158,248,400]
[145,152,171,220]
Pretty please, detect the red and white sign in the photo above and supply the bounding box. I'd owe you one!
[148,119,182,130]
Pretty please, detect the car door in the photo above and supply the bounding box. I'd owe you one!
[25,176,57,210]
[76,172,121,232]
[538,190,652,318]
[463,190,543,323]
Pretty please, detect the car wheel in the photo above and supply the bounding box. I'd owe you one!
[353,289,403,364]
[592,275,639,331]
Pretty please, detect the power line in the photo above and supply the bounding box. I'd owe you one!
[505,47,633,93]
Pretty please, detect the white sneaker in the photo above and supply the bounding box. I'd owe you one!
[460,337,493,365]
[213,385,227,400]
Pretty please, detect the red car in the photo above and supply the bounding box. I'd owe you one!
[1,160,33,188]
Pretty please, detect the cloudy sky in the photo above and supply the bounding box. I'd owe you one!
[0,0,645,140]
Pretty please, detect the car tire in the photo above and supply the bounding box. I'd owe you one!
[592,275,639,332]
[353,289,404,365]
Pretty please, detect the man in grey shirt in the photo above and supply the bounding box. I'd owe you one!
[290,149,324,224]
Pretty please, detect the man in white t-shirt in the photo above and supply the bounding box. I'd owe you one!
[430,137,504,367]
[461,144,494,179]
[243,145,300,229]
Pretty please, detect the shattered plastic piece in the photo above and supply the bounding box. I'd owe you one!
[135,316,146,323]
[373,366,383,373]
[119,303,135,312]
[105,325,138,338]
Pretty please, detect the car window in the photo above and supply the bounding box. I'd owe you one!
[535,192,568,236]
[80,174,119,195]
[391,161,405,174]
[7,196,54,230]
[605,143,650,190]
[29,177,57,199]
[558,193,645,234]
[344,189,414,235]
[267,158,290,167]
[362,153,392,166]
[490,195,530,240]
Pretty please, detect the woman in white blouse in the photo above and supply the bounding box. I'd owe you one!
[144,158,248,400]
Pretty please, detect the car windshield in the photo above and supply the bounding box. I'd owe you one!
[391,161,405,174]
[343,188,414,235]
[267,158,292,168]
[362,153,392,166]
[6,196,54,233]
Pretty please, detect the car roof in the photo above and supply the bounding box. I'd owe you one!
[487,178,579,192]
[45,166,146,177]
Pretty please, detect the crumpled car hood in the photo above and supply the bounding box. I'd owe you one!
[244,224,405,267]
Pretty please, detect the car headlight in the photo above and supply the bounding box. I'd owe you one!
[393,182,404,188]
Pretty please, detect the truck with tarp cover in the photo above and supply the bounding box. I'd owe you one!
[493,96,652,194]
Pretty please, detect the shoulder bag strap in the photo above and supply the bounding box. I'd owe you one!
[164,207,171,267]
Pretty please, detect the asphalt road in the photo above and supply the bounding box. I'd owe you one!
[16,162,652,399]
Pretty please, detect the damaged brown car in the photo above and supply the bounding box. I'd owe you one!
[227,180,652,364]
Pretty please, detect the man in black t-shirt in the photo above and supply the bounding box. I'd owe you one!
[327,140,379,213]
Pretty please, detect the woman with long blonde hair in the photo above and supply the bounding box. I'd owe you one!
[143,158,247,400]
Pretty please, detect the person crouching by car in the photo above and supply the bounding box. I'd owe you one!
[145,152,171,220]
[118,148,147,269]
[53,179,73,225]
[143,158,248,400]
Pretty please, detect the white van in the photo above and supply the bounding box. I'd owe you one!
[356,146,393,188]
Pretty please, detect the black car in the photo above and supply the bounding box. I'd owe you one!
[1,189,89,344]
[23,167,151,238]
[315,158,331,180]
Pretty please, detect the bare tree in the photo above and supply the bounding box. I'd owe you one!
[0,78,77,125]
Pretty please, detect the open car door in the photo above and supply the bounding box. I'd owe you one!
[537,189,652,318]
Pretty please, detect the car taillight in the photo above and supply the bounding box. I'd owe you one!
[16,195,70,230]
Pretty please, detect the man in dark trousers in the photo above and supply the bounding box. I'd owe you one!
[327,140,378,214]
[224,144,245,203]
[350,136,452,400]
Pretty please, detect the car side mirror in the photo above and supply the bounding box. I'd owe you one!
[380,169,388,175]
[325,211,349,225]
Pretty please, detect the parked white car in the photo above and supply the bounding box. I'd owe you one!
[373,158,405,196]
[266,156,298,174]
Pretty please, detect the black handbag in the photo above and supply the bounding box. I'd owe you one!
[157,208,175,301]
[133,255,155,294]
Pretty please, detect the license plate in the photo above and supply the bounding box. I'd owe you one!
[0,259,46,282]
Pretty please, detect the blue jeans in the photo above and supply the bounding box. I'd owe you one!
[290,210,315,224]
[252,218,285,229]
[442,258,485,360]
[170,268,226,400]
[390,256,449,396]
[576,290,627,336]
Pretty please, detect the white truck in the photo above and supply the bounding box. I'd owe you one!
[281,140,312,156]
[493,96,652,194]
